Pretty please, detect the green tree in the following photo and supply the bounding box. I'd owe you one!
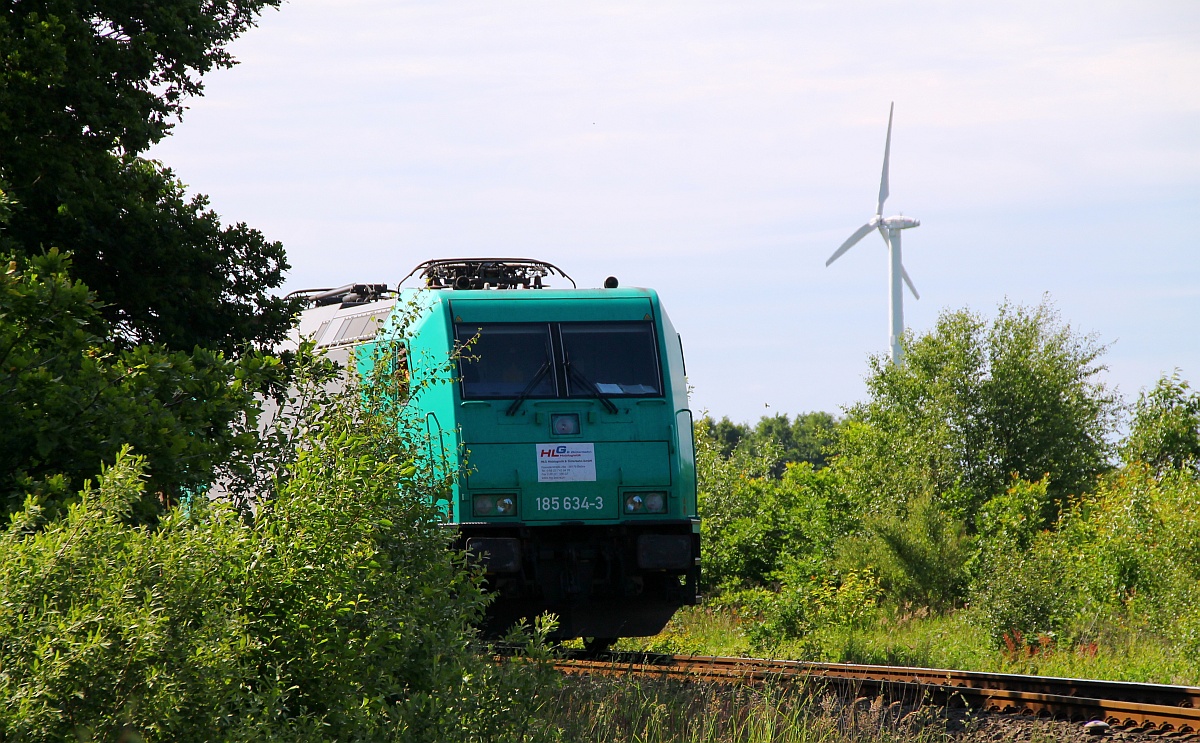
[1122,371,1200,473]
[973,465,1200,651]
[745,412,839,474]
[835,493,974,610]
[703,412,839,474]
[832,297,1117,530]
[1,0,295,351]
[0,249,280,520]
[789,411,839,469]
[704,416,750,458]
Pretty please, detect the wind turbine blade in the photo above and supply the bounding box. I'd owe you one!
[876,102,893,217]
[901,264,920,300]
[826,222,875,266]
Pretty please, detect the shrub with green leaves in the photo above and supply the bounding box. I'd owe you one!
[835,494,974,611]
[971,465,1200,655]
[0,343,559,741]
[1122,371,1200,473]
[1056,466,1200,646]
[696,420,851,592]
[734,566,882,652]
[972,538,1070,646]
[975,476,1050,556]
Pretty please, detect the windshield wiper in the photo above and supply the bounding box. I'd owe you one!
[565,360,618,414]
[506,361,551,416]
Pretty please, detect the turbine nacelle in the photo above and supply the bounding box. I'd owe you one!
[881,215,919,230]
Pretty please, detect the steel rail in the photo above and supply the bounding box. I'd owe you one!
[554,653,1200,736]
[666,655,1200,707]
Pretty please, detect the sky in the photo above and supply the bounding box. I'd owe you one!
[149,0,1200,424]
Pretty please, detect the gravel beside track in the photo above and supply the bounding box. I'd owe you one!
[942,708,1172,742]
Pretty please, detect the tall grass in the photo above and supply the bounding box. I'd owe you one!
[619,606,1200,686]
[544,675,944,743]
[615,607,752,657]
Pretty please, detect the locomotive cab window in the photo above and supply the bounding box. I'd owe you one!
[560,322,662,397]
[457,324,556,399]
[455,320,662,400]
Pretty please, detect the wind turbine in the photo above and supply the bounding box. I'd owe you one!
[826,102,920,365]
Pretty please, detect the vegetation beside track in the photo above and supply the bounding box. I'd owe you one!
[619,606,1200,686]
[542,675,945,743]
[0,344,562,741]
[667,302,1200,687]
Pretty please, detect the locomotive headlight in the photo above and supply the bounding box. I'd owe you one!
[551,413,580,436]
[624,492,668,515]
[473,494,518,517]
[473,495,494,516]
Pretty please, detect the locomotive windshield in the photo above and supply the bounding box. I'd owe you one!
[458,324,556,398]
[561,323,661,396]
[455,321,662,400]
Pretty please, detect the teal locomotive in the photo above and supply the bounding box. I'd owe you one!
[289,259,700,642]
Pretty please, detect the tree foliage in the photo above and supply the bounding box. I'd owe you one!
[0,249,281,521]
[0,0,299,518]
[974,465,1200,653]
[695,420,852,593]
[832,298,1117,529]
[703,411,839,474]
[1122,371,1200,473]
[835,493,974,611]
[694,304,1200,660]
[1,0,296,351]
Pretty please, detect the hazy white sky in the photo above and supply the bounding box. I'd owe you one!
[151,0,1200,423]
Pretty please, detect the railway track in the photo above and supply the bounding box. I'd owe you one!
[554,652,1200,737]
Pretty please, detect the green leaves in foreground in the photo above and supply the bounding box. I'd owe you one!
[0,345,560,741]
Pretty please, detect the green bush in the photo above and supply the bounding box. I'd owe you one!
[975,477,1050,556]
[0,344,559,741]
[1056,466,1200,648]
[835,494,974,611]
[1122,371,1200,473]
[972,539,1070,646]
[731,565,882,652]
[700,464,850,593]
[832,298,1117,531]
[971,465,1200,655]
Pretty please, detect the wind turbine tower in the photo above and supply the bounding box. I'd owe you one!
[826,102,921,365]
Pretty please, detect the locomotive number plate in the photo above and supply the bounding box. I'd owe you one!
[533,495,605,513]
